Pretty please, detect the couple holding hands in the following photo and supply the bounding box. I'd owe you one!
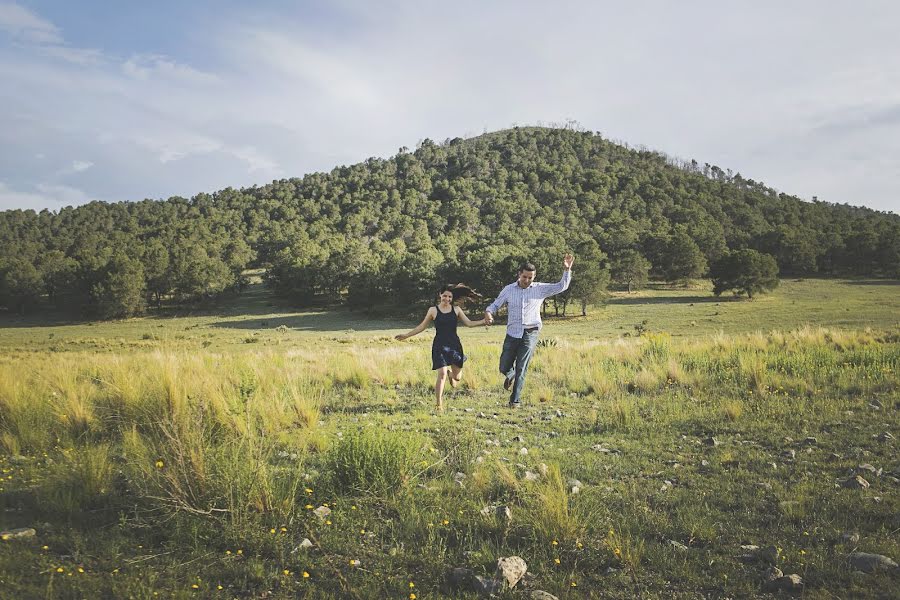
[395,254,575,411]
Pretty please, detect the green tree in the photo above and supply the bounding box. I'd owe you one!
[0,258,44,314]
[610,249,651,292]
[91,255,146,318]
[656,227,708,283]
[565,240,609,316]
[710,249,779,299]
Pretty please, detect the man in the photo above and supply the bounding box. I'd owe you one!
[484,253,575,408]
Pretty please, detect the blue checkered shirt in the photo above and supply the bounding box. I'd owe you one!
[486,270,572,338]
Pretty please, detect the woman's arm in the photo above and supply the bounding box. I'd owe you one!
[395,307,436,340]
[456,306,486,327]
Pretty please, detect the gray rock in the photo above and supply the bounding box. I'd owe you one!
[518,447,529,456]
[529,592,559,600]
[764,573,803,592]
[841,532,860,545]
[524,471,540,482]
[495,556,528,588]
[764,566,784,581]
[448,568,499,595]
[668,539,689,551]
[855,464,881,477]
[782,449,796,460]
[849,552,898,573]
[313,506,331,519]
[0,528,36,541]
[842,475,870,489]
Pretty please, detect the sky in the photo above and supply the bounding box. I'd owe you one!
[1,0,898,214]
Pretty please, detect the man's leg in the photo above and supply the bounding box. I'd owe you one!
[499,335,519,383]
[509,330,539,405]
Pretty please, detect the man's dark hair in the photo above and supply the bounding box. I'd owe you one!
[518,262,536,273]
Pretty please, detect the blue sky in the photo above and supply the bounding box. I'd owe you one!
[1,1,898,213]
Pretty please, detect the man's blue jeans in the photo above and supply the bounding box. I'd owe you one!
[499,329,540,405]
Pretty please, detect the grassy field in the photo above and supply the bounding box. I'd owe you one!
[0,279,898,599]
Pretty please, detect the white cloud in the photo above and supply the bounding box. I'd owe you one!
[0,2,61,44]
[122,53,220,85]
[0,1,898,214]
[0,181,90,210]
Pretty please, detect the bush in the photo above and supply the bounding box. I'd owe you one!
[327,428,426,495]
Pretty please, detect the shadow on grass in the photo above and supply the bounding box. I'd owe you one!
[208,312,402,332]
[842,279,900,286]
[606,295,723,306]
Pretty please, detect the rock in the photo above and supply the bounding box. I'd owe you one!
[524,471,540,482]
[518,447,529,456]
[782,449,796,460]
[700,459,710,468]
[841,532,860,545]
[529,591,559,600]
[291,538,312,554]
[764,566,784,581]
[737,544,760,562]
[801,437,818,446]
[842,475,870,489]
[495,556,528,588]
[538,463,549,476]
[855,464,881,477]
[827,453,842,462]
[0,528,36,541]
[849,552,898,573]
[704,436,720,447]
[759,545,779,564]
[454,472,467,486]
[512,435,525,442]
[313,506,332,519]
[668,539,689,551]
[448,568,499,595]
[764,573,803,592]
[555,409,564,417]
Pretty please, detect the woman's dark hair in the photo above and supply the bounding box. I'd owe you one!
[437,284,456,295]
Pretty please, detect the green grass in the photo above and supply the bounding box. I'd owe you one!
[0,279,898,598]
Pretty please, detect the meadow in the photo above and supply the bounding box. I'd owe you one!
[0,279,897,599]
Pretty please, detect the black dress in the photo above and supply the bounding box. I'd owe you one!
[431,305,466,370]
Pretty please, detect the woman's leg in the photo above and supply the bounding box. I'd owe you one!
[435,366,449,411]
[449,364,462,387]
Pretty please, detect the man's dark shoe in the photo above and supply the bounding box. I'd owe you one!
[504,376,514,391]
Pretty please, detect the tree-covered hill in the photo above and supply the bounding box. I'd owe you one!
[1,126,898,317]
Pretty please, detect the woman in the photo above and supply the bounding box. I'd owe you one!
[395,285,486,411]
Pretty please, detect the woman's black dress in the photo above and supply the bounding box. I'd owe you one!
[431,306,465,370]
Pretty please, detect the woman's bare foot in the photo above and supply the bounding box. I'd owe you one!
[449,375,461,388]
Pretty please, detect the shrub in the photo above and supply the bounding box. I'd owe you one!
[327,428,426,495]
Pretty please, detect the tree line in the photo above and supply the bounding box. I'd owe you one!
[1,127,898,318]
